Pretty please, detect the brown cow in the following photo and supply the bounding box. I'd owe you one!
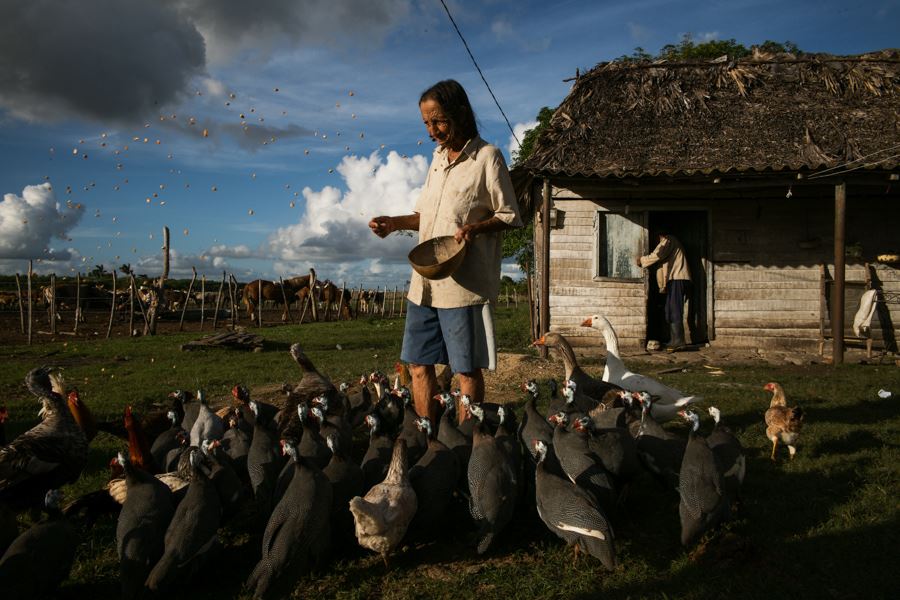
[318,281,351,321]
[243,270,315,322]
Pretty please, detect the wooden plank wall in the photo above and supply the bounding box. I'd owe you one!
[539,184,900,353]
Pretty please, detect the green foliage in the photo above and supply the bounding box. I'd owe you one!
[512,106,554,167]
[618,33,801,62]
[501,220,534,273]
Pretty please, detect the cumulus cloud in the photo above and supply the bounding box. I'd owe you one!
[134,249,234,278]
[267,150,428,267]
[0,183,84,261]
[0,0,205,122]
[208,244,260,259]
[508,120,538,163]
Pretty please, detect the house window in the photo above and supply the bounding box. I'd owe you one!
[593,211,644,280]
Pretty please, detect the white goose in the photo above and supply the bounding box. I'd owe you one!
[581,314,701,415]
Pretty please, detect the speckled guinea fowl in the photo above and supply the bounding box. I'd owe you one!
[467,403,518,555]
[220,410,251,481]
[341,375,372,429]
[518,384,553,461]
[0,489,79,599]
[299,406,332,470]
[146,449,222,593]
[407,417,460,541]
[678,410,730,546]
[634,393,686,491]
[115,453,175,600]
[247,440,332,600]
[232,385,277,434]
[189,390,225,448]
[533,440,616,569]
[574,418,641,500]
[361,414,394,491]
[322,433,364,551]
[311,397,353,458]
[550,412,617,515]
[397,391,427,466]
[150,410,185,474]
[201,439,247,521]
[0,367,88,511]
[706,406,745,502]
[246,401,282,516]
[172,389,200,432]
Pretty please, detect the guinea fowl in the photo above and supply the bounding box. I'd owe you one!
[0,489,79,598]
[150,410,184,473]
[202,439,247,521]
[533,332,622,401]
[247,439,332,600]
[550,412,616,515]
[322,433,364,551]
[247,400,282,517]
[407,417,460,541]
[456,393,504,438]
[555,379,601,418]
[397,391,427,466]
[581,315,701,411]
[340,375,372,429]
[146,448,222,593]
[115,452,175,600]
[171,389,200,432]
[0,367,88,511]
[763,382,804,461]
[634,392,685,491]
[300,406,332,470]
[311,395,353,456]
[435,393,472,479]
[533,440,616,569]
[279,342,338,433]
[467,403,517,555]
[707,407,745,502]
[350,438,417,567]
[361,413,394,490]
[518,383,553,461]
[574,417,641,502]
[189,390,225,448]
[678,410,730,546]
[232,385,277,434]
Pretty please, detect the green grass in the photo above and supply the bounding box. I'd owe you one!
[2,306,899,599]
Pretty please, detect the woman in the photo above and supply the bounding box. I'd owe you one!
[369,80,522,423]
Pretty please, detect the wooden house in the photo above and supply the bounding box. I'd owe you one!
[513,49,900,361]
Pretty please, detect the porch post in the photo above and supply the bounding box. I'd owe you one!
[540,178,551,359]
[832,182,846,365]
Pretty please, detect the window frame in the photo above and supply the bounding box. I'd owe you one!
[591,209,647,283]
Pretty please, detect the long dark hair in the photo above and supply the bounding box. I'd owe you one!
[419,79,478,142]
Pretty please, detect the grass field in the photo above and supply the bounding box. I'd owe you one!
[1,306,899,599]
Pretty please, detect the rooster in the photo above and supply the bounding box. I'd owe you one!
[48,372,97,443]
[763,382,803,461]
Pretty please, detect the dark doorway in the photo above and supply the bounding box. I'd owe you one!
[646,211,709,346]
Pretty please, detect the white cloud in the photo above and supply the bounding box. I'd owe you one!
[208,244,259,258]
[0,183,84,260]
[134,249,233,278]
[508,120,538,163]
[698,31,720,42]
[627,21,652,43]
[492,19,514,39]
[201,76,226,97]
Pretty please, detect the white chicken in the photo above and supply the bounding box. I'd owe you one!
[581,315,700,418]
[349,438,417,566]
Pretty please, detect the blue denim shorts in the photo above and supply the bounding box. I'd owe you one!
[400,301,496,373]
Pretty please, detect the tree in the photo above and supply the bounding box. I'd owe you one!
[119,263,133,276]
[619,34,801,63]
[90,264,107,278]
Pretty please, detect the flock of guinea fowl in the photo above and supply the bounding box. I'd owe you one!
[0,313,803,599]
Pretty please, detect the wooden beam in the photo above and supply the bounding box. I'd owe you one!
[540,178,551,359]
[832,182,846,365]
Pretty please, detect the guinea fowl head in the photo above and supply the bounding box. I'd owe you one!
[434,391,453,408]
[679,410,700,432]
[574,416,591,433]
[497,406,507,425]
[310,406,325,423]
[339,382,350,393]
[392,387,411,404]
[325,433,340,456]
[168,389,191,403]
[312,395,330,412]
[415,417,433,438]
[167,410,178,426]
[563,380,576,404]
[232,385,250,403]
[548,411,568,427]
[522,380,538,396]
[533,439,548,462]
[365,413,379,433]
[708,406,722,424]
[468,403,484,423]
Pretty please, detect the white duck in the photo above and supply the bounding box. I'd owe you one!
[581,315,700,416]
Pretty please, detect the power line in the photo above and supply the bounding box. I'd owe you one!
[806,151,900,180]
[438,0,520,147]
[806,142,900,179]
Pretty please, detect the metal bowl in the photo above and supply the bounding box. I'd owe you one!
[408,235,467,280]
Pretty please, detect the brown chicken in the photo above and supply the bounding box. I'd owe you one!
[763,382,803,461]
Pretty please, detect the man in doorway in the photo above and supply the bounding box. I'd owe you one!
[637,230,691,352]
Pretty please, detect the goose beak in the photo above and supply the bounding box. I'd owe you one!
[581,317,592,327]
[531,336,546,347]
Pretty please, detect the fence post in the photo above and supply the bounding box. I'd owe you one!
[200,275,206,330]
[308,270,318,322]
[279,276,293,324]
[27,260,33,345]
[106,270,117,339]
[74,273,82,333]
[15,273,25,334]
[180,267,198,332]
[355,284,363,318]
[228,274,238,328]
[51,273,58,333]
[257,279,263,327]
[131,274,150,334]
[212,271,225,329]
[128,276,135,335]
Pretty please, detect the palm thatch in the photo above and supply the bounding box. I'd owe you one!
[520,49,900,180]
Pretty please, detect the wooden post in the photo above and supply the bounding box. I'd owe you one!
[399,287,406,317]
[514,286,519,308]
[832,182,847,365]
[131,274,150,333]
[200,275,206,330]
[180,267,198,331]
[229,274,238,328]
[49,274,57,334]
[505,285,510,308]
[539,178,551,358]
[15,273,25,334]
[339,281,347,320]
[299,292,311,324]
[308,269,318,322]
[279,276,293,323]
[74,273,81,333]
[128,276,135,334]
[526,260,537,341]
[389,286,395,317]
[257,278,263,327]
[27,261,33,345]
[355,283,363,318]
[106,271,117,339]
[212,271,225,329]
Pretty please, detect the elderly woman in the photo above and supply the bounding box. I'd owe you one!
[369,80,522,423]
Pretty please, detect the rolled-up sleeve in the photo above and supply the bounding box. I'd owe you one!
[640,237,672,268]
[485,148,523,227]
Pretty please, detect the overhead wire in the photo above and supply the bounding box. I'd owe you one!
[806,142,900,179]
[437,0,520,147]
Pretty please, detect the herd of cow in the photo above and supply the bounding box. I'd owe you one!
[0,271,389,325]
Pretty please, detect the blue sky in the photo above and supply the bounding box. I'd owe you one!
[1,0,897,285]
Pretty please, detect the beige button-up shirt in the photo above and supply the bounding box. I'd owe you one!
[407,136,522,308]
[639,234,691,292]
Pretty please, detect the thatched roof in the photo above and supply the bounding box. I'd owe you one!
[520,49,900,180]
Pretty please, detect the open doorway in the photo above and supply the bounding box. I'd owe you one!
[646,210,709,346]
